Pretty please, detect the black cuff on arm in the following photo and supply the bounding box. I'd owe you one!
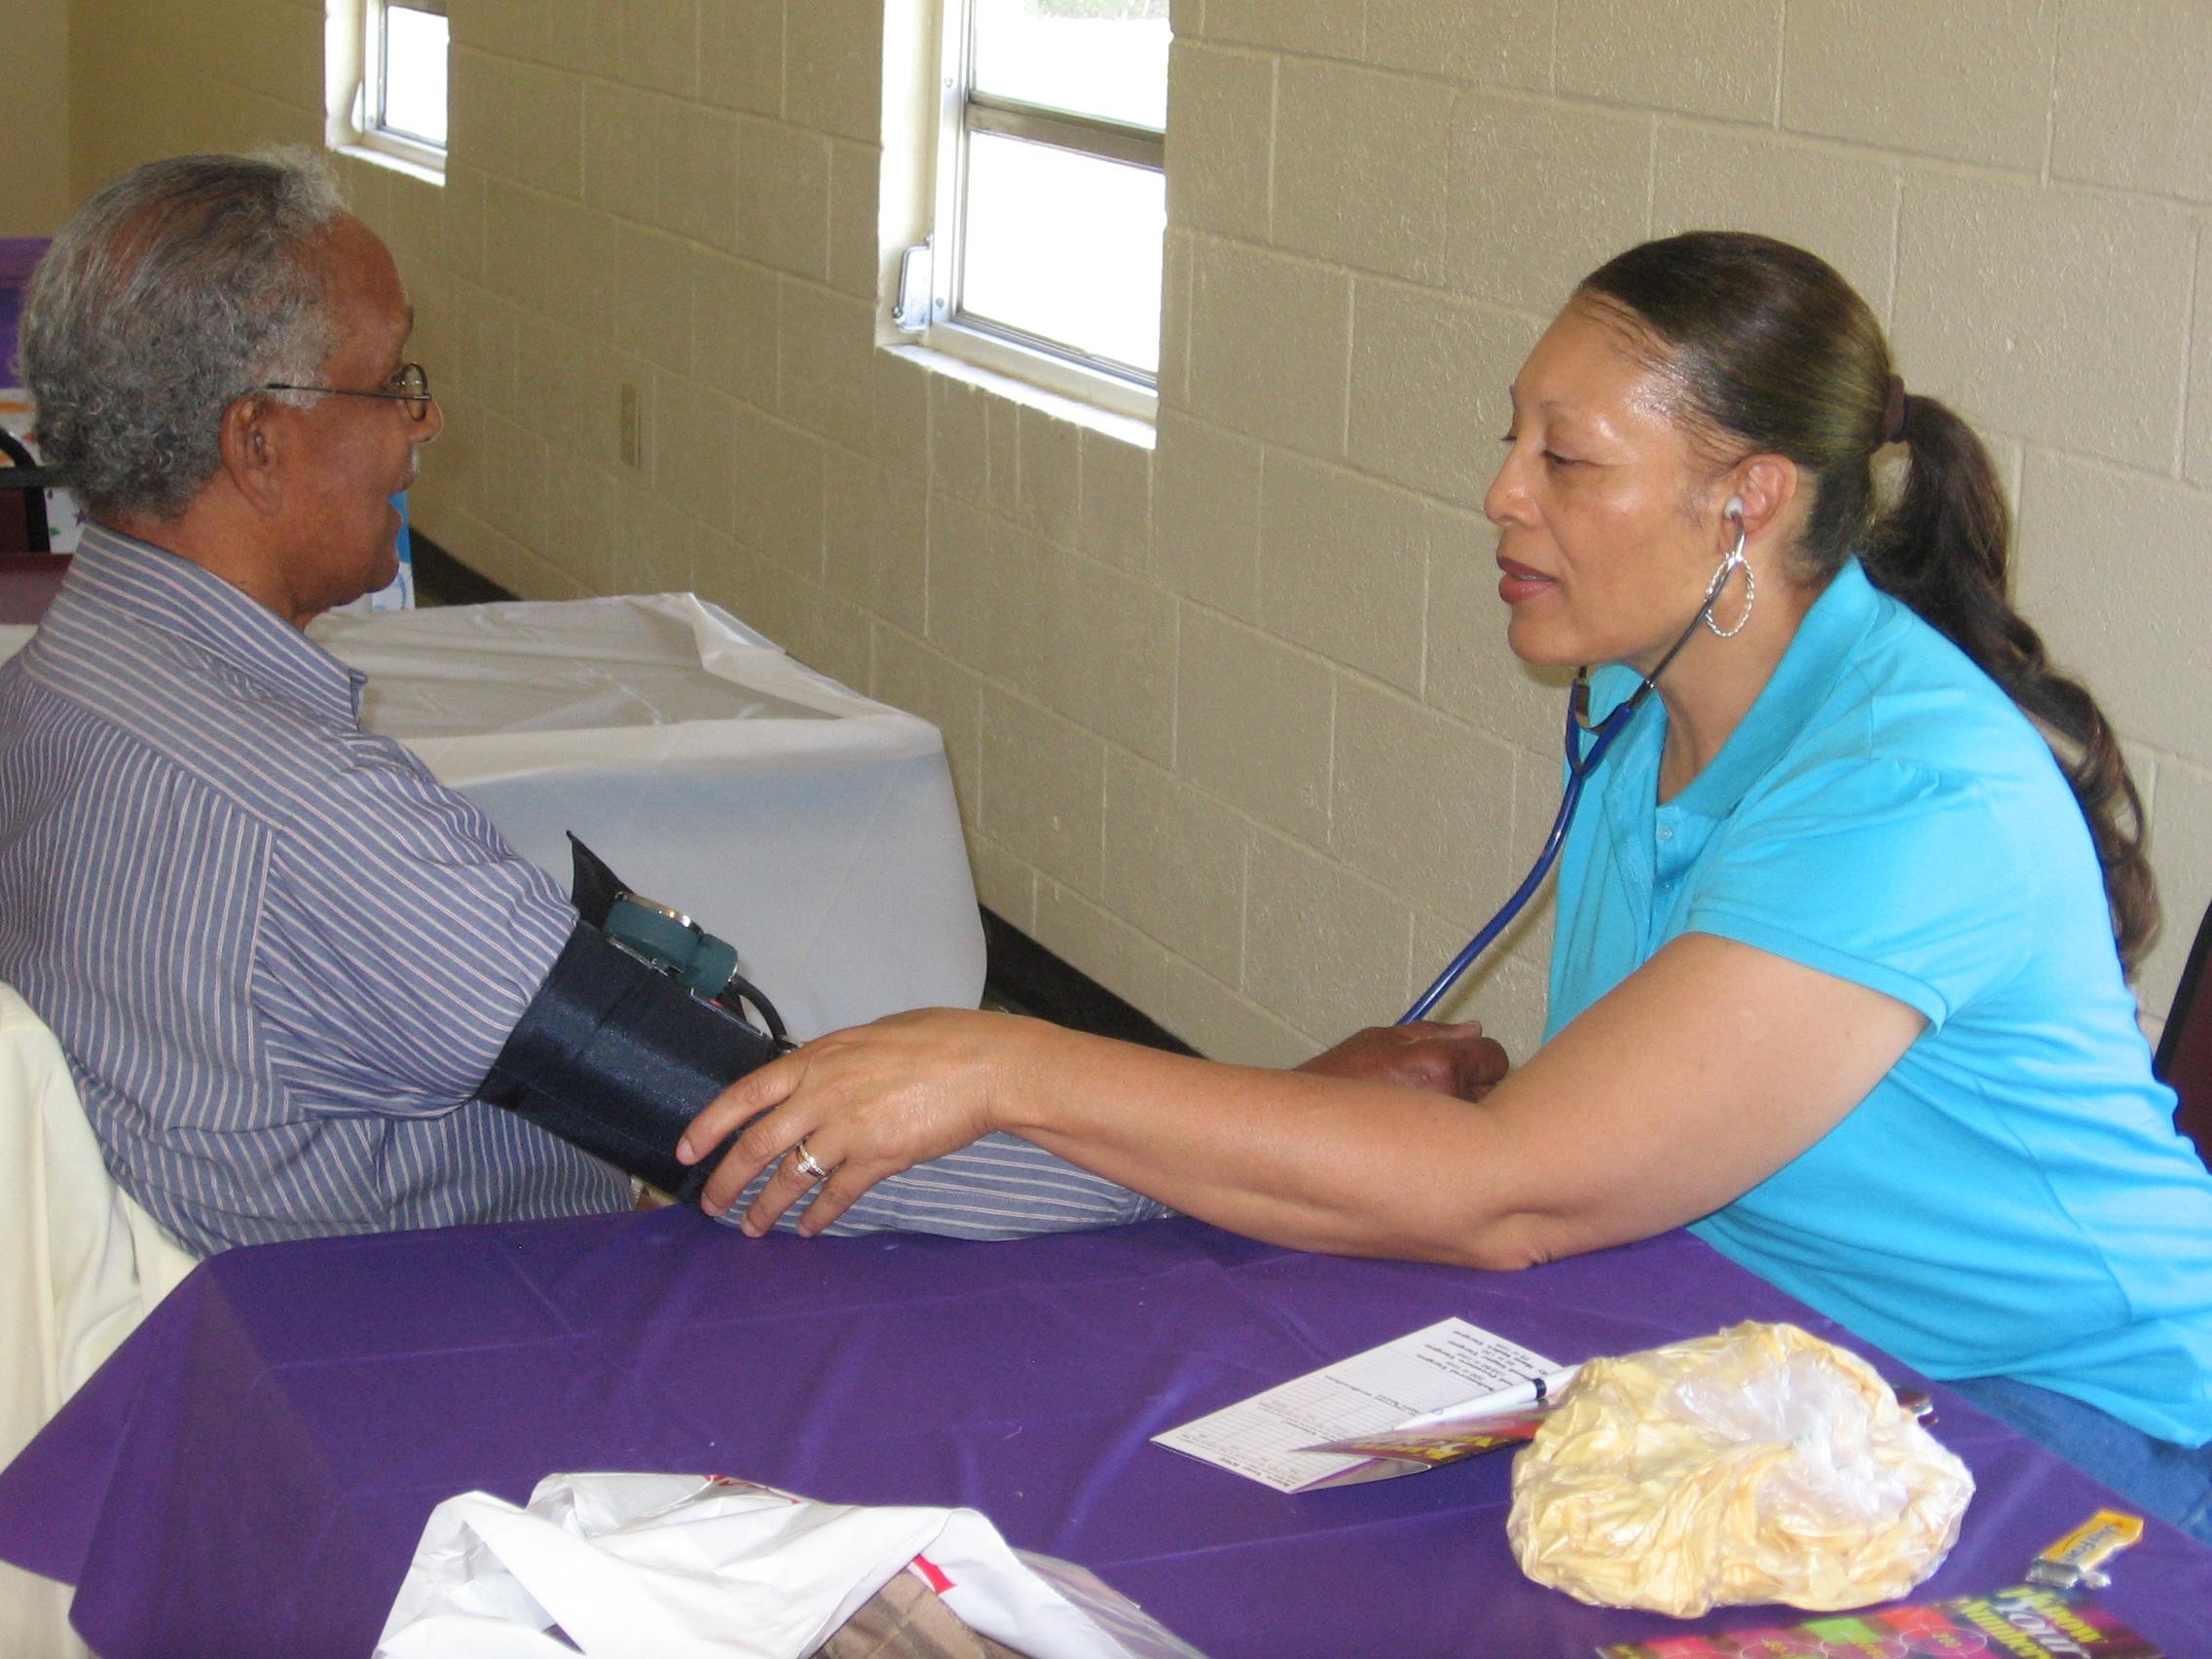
[481,922,780,1206]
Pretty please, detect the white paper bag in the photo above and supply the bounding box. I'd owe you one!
[375,1472,1204,1659]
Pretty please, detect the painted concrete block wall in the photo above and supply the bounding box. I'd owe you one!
[57,0,2212,1065]
[0,0,73,237]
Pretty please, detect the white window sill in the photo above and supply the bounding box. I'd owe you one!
[333,141,445,188]
[886,340,1156,451]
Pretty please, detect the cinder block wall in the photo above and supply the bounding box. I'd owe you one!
[0,0,71,235]
[58,0,2212,1061]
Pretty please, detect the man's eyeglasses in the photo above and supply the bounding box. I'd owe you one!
[260,362,435,423]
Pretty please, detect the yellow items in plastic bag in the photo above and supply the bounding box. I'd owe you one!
[1507,1320,1972,1616]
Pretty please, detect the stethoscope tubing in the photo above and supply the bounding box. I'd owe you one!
[1399,694,1631,1023]
[1397,524,1747,1026]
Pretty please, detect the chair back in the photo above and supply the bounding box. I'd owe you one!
[2156,900,2212,1171]
[0,982,198,1658]
[0,428,54,558]
[0,554,69,624]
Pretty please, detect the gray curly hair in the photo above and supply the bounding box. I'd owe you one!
[17,149,350,523]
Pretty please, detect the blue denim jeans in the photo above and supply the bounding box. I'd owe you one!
[1945,1373,2212,1546]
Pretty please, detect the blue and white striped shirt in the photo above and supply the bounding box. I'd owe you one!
[1,528,1162,1252]
[0,527,634,1250]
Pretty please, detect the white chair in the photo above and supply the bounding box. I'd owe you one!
[0,981,199,1658]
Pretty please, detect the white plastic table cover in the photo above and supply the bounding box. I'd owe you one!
[0,594,984,1039]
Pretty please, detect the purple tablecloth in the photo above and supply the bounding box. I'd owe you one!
[3,1212,2207,1657]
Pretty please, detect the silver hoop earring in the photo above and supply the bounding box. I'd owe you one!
[1705,560,1754,638]
[1704,518,1753,639]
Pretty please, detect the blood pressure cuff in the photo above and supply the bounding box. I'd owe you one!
[481,922,778,1207]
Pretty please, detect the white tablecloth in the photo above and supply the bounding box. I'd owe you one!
[3,594,983,1038]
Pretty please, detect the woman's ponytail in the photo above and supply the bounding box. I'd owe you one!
[1864,396,2157,971]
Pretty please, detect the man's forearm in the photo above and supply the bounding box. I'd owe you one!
[716,1127,1169,1239]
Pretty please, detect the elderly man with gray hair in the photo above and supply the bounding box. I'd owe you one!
[0,151,1171,1255]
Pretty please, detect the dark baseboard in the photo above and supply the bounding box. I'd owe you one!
[404,535,1192,1058]
[410,531,516,608]
[980,908,1198,1055]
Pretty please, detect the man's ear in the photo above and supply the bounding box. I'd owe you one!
[216,395,288,517]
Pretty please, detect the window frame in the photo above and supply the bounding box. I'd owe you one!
[923,0,1166,420]
[357,0,449,173]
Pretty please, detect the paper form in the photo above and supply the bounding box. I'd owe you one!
[1152,1318,1558,1493]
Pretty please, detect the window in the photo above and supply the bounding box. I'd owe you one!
[917,0,1167,412]
[360,0,449,168]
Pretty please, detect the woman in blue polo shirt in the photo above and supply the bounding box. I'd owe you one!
[682,233,2212,1540]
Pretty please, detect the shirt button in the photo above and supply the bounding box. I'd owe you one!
[1656,826,1674,841]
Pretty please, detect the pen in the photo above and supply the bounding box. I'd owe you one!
[1394,1364,1582,1433]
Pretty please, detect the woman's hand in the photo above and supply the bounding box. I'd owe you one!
[675,1007,1032,1236]
[1294,1019,1510,1102]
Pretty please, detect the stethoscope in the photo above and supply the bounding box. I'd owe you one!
[1400,509,1750,1023]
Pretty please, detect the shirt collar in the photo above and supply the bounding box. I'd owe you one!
[1666,557,1882,821]
[57,524,367,727]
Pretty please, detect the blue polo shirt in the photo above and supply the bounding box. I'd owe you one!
[1545,560,2212,1445]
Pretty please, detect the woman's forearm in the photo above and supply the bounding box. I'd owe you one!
[989,930,1922,1268]
[989,1017,1551,1269]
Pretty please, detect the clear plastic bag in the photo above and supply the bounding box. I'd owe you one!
[1507,1321,1972,1616]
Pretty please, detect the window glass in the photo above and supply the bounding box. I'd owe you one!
[378,4,449,152]
[970,0,1169,129]
[960,134,1163,377]
[938,0,1168,393]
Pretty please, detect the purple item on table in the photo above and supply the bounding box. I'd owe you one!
[3,1213,2208,1657]
[0,239,48,383]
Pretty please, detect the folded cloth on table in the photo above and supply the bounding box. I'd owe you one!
[375,1471,1208,1659]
